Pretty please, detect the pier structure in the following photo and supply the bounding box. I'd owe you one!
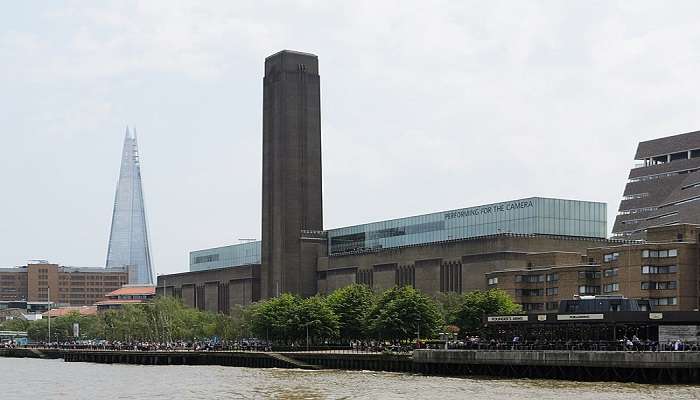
[4,348,700,383]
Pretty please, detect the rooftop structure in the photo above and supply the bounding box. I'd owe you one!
[614,130,700,239]
[95,285,155,311]
[106,127,155,284]
[189,197,606,272]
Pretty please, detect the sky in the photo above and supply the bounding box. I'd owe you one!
[1,1,700,275]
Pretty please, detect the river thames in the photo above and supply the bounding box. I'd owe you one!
[2,358,700,399]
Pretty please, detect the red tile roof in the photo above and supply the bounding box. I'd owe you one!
[95,299,147,306]
[106,286,156,297]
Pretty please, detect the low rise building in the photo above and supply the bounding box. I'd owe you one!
[95,285,156,311]
[486,224,700,311]
[0,262,128,306]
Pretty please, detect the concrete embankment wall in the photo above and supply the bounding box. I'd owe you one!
[5,349,700,383]
[412,350,700,383]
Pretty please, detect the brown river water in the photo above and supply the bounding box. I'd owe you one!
[1,357,700,399]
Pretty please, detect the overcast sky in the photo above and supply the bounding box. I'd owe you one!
[2,1,700,274]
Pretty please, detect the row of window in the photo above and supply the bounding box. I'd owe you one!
[579,285,600,295]
[603,252,619,262]
[642,249,678,258]
[579,271,601,279]
[642,265,677,274]
[604,268,619,277]
[603,283,619,293]
[514,273,559,283]
[641,281,677,290]
[647,297,678,306]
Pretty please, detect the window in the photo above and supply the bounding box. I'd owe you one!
[521,303,544,312]
[603,252,620,262]
[641,265,677,274]
[487,277,498,285]
[579,285,600,295]
[546,301,559,311]
[194,254,220,264]
[648,297,678,306]
[604,268,619,277]
[515,288,544,297]
[641,281,677,290]
[546,273,558,282]
[604,283,619,293]
[642,249,678,258]
[515,274,544,283]
[578,271,601,279]
[546,287,559,296]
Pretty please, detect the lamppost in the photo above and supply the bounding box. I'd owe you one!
[47,286,51,345]
[303,320,321,351]
[415,316,421,348]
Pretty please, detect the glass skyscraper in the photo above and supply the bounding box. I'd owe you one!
[105,127,154,284]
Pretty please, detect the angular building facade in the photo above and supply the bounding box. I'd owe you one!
[106,128,155,284]
[613,130,700,239]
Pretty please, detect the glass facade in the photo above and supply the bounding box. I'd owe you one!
[105,128,154,284]
[327,197,606,255]
[190,197,606,271]
[190,241,261,272]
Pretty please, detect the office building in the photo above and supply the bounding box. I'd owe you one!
[106,127,155,284]
[486,223,699,311]
[0,262,128,306]
[613,130,700,239]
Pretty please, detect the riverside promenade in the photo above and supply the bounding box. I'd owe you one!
[3,348,700,383]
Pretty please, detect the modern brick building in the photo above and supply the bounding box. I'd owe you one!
[0,262,128,306]
[486,223,700,312]
[155,51,700,314]
[613,130,700,239]
[156,50,615,313]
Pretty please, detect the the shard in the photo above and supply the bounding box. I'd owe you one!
[106,127,155,284]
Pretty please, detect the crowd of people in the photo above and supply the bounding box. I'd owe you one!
[2,337,699,352]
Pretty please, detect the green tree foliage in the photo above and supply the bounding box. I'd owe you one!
[434,292,464,326]
[26,312,102,341]
[249,293,298,342]
[324,284,374,340]
[249,293,339,343]
[0,318,30,332]
[455,289,522,334]
[295,295,339,342]
[366,286,443,340]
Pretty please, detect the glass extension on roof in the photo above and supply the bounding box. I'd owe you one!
[190,241,261,272]
[326,197,606,255]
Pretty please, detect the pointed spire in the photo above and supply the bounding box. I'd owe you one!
[106,126,154,284]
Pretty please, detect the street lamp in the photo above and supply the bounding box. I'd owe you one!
[415,316,422,348]
[303,320,321,351]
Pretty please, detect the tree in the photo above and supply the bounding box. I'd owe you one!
[249,293,299,343]
[434,292,464,326]
[366,286,443,341]
[325,284,374,340]
[0,318,30,332]
[455,289,521,334]
[295,295,339,343]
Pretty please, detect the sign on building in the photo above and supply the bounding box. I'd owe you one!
[487,315,528,322]
[557,314,604,321]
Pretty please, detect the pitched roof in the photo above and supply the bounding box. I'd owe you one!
[106,286,156,297]
[95,299,147,306]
